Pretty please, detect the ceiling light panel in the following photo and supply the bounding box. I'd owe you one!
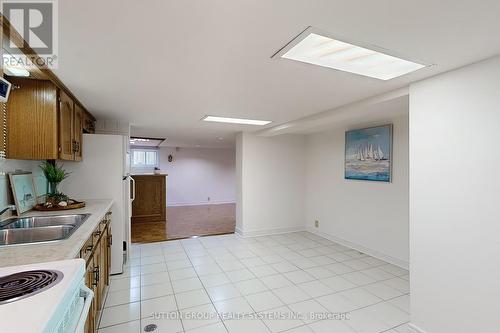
[278,28,427,80]
[3,54,30,77]
[202,116,271,126]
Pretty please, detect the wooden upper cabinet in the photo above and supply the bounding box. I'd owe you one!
[83,110,96,134]
[58,90,75,160]
[2,14,93,161]
[6,77,91,161]
[7,77,59,160]
[73,103,84,161]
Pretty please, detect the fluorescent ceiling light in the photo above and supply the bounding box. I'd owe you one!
[3,54,30,77]
[4,66,30,77]
[276,28,427,80]
[202,116,271,126]
[129,137,166,147]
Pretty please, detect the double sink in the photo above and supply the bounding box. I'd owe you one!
[0,214,90,246]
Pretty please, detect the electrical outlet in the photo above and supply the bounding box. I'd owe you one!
[314,220,319,228]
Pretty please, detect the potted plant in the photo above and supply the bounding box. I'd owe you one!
[40,161,70,205]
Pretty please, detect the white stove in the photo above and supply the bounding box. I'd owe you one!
[0,259,93,333]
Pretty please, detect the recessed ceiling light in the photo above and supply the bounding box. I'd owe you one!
[274,27,428,80]
[202,116,271,126]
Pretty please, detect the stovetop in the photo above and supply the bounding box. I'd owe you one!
[0,270,63,304]
[0,259,85,333]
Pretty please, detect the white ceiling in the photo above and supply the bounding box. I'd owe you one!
[55,0,500,148]
[259,89,410,136]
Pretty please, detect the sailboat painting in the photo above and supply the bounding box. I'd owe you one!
[345,124,392,182]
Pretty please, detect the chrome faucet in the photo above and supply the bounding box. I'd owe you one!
[0,205,15,216]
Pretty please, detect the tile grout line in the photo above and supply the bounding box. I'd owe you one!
[161,247,187,333]
[179,238,233,333]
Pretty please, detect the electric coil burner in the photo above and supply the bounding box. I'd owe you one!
[0,270,63,304]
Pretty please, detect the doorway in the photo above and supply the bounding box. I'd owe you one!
[130,144,236,243]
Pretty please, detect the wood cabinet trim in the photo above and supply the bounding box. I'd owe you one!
[58,89,75,160]
[73,103,84,161]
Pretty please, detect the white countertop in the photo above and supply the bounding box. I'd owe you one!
[0,199,113,268]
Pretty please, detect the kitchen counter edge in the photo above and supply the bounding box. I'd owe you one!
[0,199,113,268]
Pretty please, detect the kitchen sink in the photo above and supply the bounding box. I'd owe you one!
[0,214,90,246]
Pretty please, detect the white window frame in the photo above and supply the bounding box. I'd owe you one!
[131,148,159,169]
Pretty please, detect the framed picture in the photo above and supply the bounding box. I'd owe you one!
[345,124,393,182]
[9,172,38,214]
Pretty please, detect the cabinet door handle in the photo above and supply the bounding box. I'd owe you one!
[92,266,100,285]
[130,177,136,201]
[94,230,102,237]
[71,140,80,153]
[86,245,93,252]
[107,235,112,246]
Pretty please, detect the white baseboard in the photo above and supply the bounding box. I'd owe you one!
[234,225,409,269]
[408,323,428,333]
[307,228,409,270]
[236,226,306,238]
[168,200,235,207]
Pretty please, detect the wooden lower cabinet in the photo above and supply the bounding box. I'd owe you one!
[97,229,106,310]
[81,211,112,333]
[84,257,96,333]
[105,223,112,286]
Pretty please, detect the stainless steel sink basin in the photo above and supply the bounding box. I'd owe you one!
[0,214,90,246]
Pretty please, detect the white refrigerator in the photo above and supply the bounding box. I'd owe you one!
[63,134,133,275]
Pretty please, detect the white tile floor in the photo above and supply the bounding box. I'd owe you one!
[99,232,410,333]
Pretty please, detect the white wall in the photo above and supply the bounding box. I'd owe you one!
[155,147,236,206]
[305,114,409,267]
[236,133,306,236]
[409,56,500,333]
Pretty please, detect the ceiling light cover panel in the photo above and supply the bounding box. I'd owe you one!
[281,32,426,80]
[202,116,271,126]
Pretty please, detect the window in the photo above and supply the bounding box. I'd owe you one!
[131,149,159,168]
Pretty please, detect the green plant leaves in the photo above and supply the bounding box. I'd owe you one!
[39,161,71,183]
